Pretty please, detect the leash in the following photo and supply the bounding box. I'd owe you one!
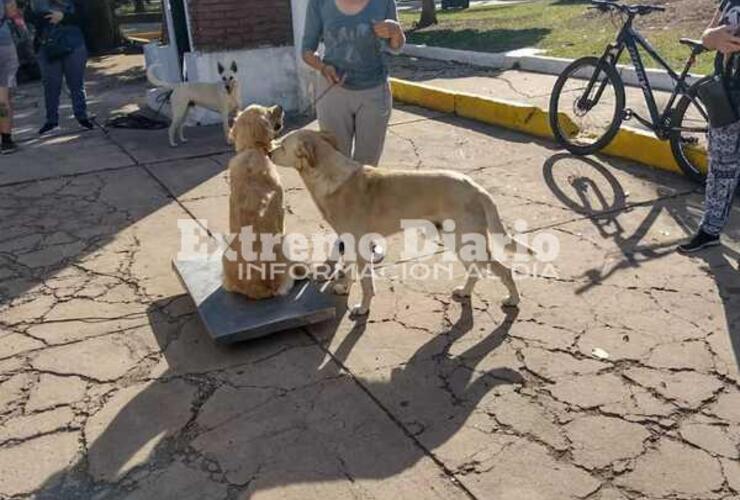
[302,75,346,115]
[155,89,174,115]
[102,90,171,131]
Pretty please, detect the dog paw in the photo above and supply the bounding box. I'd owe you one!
[452,287,471,300]
[332,283,350,296]
[276,278,295,297]
[350,304,369,318]
[501,296,520,308]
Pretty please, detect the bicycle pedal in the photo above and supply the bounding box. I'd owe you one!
[622,109,634,121]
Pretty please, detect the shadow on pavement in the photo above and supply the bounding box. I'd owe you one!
[35,295,521,498]
[543,153,681,294]
[543,152,739,371]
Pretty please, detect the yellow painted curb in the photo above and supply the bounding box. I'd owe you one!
[601,126,708,175]
[389,78,708,177]
[455,92,563,140]
[125,31,161,43]
[390,78,455,114]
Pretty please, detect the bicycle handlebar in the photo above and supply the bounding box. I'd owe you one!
[590,0,666,16]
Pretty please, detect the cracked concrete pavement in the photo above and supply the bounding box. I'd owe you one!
[0,54,739,500]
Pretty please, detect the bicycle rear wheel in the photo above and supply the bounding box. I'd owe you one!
[549,57,626,156]
[670,77,711,184]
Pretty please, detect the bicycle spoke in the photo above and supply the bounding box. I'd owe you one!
[670,87,710,180]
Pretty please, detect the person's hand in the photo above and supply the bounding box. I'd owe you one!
[320,64,343,85]
[373,20,402,40]
[46,10,64,24]
[703,25,740,55]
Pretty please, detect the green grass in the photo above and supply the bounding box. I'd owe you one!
[399,1,716,75]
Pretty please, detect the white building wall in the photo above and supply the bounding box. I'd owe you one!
[146,46,300,125]
[145,0,315,124]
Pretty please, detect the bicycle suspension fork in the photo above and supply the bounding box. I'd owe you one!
[579,43,624,113]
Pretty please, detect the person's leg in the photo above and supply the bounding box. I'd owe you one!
[38,52,63,129]
[680,121,740,253]
[0,86,15,154]
[0,86,10,134]
[62,44,90,124]
[0,44,19,152]
[316,78,355,158]
[316,79,358,257]
[353,81,392,166]
[701,122,740,233]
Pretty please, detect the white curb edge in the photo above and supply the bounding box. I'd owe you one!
[401,44,705,92]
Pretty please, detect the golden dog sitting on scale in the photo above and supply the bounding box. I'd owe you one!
[222,104,295,300]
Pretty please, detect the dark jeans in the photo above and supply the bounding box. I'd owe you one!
[38,43,88,124]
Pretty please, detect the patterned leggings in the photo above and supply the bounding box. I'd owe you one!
[701,121,740,236]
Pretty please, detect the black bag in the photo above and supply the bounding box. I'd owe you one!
[40,26,73,60]
[697,76,740,128]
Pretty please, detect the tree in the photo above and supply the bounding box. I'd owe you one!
[418,0,437,28]
[80,0,123,54]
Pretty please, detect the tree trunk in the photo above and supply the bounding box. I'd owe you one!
[80,0,122,54]
[418,0,437,28]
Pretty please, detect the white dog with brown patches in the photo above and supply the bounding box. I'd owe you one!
[147,61,242,147]
[270,129,532,319]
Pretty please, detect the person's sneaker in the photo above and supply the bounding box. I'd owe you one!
[77,118,94,130]
[677,230,720,255]
[38,122,59,135]
[0,140,18,155]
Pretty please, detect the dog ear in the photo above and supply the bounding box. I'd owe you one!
[295,137,317,170]
[217,62,225,75]
[230,61,238,73]
[318,131,339,151]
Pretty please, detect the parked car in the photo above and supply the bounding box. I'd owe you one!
[441,0,470,9]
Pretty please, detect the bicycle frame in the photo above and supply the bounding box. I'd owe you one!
[588,13,705,139]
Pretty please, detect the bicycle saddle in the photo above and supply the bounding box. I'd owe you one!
[679,38,709,54]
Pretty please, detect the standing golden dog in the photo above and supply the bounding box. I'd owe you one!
[271,129,532,318]
[222,105,294,299]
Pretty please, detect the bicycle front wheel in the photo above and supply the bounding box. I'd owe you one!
[670,76,711,184]
[549,57,626,155]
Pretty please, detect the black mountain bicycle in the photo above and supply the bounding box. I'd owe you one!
[548,0,711,183]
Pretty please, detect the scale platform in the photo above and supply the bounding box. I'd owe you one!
[173,258,337,344]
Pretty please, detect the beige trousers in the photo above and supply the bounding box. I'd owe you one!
[316,79,392,166]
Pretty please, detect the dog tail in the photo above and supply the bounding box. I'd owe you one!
[480,192,537,256]
[146,64,174,90]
